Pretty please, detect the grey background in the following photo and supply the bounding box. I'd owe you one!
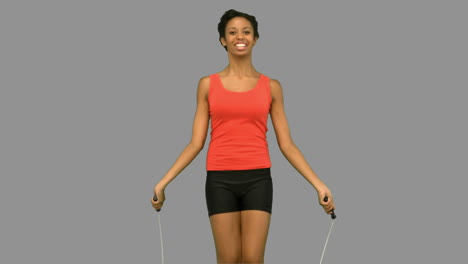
[1,0,466,263]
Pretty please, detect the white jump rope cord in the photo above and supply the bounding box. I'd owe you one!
[154,195,164,264]
[320,218,335,264]
[156,212,164,264]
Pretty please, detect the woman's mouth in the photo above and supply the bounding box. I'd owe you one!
[235,43,247,50]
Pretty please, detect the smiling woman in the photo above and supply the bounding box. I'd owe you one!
[220,18,257,59]
[151,9,336,264]
[217,9,259,52]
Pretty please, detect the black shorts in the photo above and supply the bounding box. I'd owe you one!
[205,167,273,217]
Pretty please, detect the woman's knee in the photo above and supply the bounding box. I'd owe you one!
[241,254,264,263]
[217,252,241,263]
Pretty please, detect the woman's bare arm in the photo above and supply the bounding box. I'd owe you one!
[156,76,210,189]
[269,79,335,213]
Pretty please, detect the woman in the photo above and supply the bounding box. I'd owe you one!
[151,9,336,263]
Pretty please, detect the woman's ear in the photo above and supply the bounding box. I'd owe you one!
[220,37,226,47]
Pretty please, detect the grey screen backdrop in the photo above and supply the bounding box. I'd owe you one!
[1,0,466,263]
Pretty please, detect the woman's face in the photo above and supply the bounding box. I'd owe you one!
[221,16,257,55]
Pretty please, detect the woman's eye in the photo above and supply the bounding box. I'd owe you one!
[229,32,236,35]
[244,31,251,34]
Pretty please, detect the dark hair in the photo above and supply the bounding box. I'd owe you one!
[218,9,259,51]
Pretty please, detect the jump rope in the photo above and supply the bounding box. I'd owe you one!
[153,195,336,264]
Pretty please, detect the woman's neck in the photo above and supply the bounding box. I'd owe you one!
[223,54,257,77]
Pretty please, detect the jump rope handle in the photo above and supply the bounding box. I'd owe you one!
[153,195,161,212]
[323,197,336,219]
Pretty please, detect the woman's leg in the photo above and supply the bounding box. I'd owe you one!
[206,168,272,263]
[240,210,271,263]
[209,211,242,263]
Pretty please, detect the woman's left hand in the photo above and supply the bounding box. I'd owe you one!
[315,184,335,215]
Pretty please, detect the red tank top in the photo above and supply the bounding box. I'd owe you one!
[206,73,272,171]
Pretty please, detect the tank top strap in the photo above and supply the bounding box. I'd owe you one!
[260,74,270,89]
[209,73,220,87]
[260,74,272,105]
[208,73,220,101]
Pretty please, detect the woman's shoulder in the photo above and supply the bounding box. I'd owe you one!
[199,73,220,83]
[197,76,211,99]
[258,72,279,85]
[267,76,283,102]
[198,75,211,85]
[267,76,281,89]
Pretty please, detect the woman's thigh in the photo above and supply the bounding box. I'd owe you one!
[205,168,273,262]
[209,211,242,263]
[241,210,271,263]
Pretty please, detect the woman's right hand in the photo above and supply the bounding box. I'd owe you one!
[315,183,335,215]
[151,184,166,212]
